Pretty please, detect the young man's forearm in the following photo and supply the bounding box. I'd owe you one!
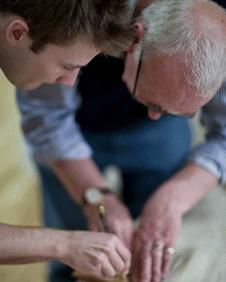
[0,223,63,264]
[0,223,131,277]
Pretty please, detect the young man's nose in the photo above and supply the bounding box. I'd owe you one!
[56,69,80,86]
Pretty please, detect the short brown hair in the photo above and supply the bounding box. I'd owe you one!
[0,0,134,55]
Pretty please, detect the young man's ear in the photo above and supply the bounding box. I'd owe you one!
[6,19,30,47]
[127,22,145,53]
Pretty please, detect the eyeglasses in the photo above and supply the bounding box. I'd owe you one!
[131,48,143,101]
[131,48,195,118]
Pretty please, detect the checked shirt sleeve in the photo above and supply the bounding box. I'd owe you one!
[189,81,226,184]
[16,84,92,165]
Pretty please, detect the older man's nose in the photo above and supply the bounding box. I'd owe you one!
[148,110,162,120]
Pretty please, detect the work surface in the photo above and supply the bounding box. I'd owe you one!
[165,187,226,282]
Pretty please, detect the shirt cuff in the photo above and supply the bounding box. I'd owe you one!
[189,156,222,183]
[33,142,92,165]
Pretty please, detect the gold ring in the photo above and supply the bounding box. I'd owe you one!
[164,246,175,255]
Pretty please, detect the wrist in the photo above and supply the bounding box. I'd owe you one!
[142,185,185,220]
[81,186,113,207]
[39,229,68,262]
[53,230,80,263]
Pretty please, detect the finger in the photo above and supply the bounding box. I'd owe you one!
[131,241,152,282]
[130,232,145,281]
[110,224,128,247]
[108,248,126,274]
[115,239,131,272]
[89,223,99,232]
[112,225,133,251]
[101,256,117,278]
[121,223,134,250]
[151,240,164,282]
[130,236,140,282]
[130,251,142,282]
[162,247,175,279]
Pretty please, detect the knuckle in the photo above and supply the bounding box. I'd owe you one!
[103,246,111,257]
[88,264,99,273]
[116,259,125,270]
[127,250,131,260]
[109,234,118,245]
[98,253,106,265]
[90,256,100,268]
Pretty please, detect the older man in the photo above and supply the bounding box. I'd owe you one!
[0,0,134,279]
[17,0,226,282]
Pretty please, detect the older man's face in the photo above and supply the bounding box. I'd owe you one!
[123,51,215,120]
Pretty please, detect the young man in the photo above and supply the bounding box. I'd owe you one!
[0,0,134,279]
[0,0,134,90]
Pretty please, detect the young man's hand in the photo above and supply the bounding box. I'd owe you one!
[0,224,130,278]
[59,231,131,278]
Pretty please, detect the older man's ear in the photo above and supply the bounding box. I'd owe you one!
[126,22,145,53]
[122,22,144,94]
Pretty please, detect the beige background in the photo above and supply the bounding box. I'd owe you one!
[0,71,45,282]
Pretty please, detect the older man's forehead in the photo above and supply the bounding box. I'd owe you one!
[145,80,210,114]
[137,49,215,114]
[177,90,212,113]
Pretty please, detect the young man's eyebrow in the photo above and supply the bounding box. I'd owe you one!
[63,63,88,69]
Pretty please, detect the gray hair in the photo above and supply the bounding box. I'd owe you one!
[138,0,226,96]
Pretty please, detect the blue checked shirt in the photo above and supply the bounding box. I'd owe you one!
[16,81,226,185]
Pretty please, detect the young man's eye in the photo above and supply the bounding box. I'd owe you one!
[64,66,77,71]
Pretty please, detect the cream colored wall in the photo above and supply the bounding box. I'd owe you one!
[0,71,46,282]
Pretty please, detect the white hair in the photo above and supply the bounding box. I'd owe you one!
[139,0,226,96]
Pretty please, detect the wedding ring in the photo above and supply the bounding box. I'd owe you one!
[164,246,175,255]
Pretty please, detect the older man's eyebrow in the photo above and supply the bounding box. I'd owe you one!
[183,112,196,118]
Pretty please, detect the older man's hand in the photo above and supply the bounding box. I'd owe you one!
[130,188,183,282]
[130,163,218,282]
[83,194,134,249]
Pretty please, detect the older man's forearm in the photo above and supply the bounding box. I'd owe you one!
[158,163,218,216]
[51,158,109,205]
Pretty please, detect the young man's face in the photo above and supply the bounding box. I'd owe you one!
[3,39,100,90]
